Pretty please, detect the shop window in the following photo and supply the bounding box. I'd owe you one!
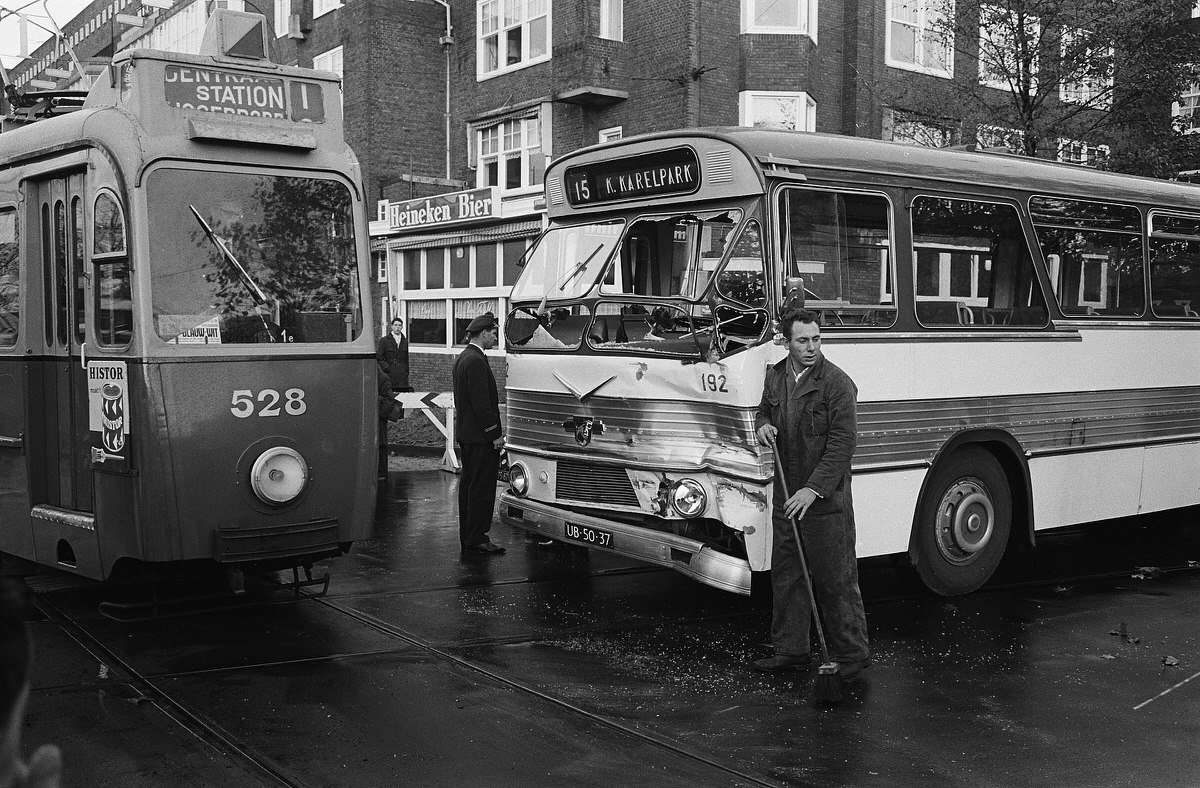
[911,196,1048,327]
[402,250,421,290]
[503,239,527,286]
[477,0,550,78]
[476,242,497,287]
[450,247,470,288]
[426,248,445,289]
[454,298,499,346]
[1031,197,1143,317]
[0,208,17,346]
[409,299,447,345]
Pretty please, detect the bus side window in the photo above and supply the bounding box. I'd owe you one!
[1030,197,1144,318]
[911,197,1048,328]
[1149,212,1200,319]
[93,191,132,346]
[0,208,17,346]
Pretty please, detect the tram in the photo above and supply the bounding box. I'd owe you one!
[499,127,1200,596]
[0,11,376,584]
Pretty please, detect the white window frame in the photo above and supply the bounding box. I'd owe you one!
[914,243,991,308]
[886,0,954,78]
[1174,84,1200,134]
[313,0,343,20]
[1059,28,1112,108]
[375,250,387,283]
[598,125,623,143]
[475,114,545,195]
[273,0,291,38]
[477,0,552,80]
[738,90,817,132]
[600,0,623,41]
[1077,252,1109,310]
[1056,138,1110,167]
[740,0,817,41]
[313,46,343,110]
[978,4,1038,92]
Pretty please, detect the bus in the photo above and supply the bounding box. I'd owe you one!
[0,11,376,590]
[498,127,1200,596]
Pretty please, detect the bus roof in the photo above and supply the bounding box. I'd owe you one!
[545,127,1200,216]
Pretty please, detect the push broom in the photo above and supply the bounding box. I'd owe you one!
[768,435,843,706]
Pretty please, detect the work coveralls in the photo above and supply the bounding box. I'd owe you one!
[755,355,870,663]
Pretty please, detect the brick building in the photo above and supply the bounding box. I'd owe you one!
[6,0,1194,391]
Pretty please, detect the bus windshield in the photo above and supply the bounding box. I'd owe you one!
[147,168,362,344]
[510,220,625,302]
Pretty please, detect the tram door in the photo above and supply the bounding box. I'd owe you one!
[28,173,92,514]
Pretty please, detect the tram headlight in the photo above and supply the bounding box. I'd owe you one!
[250,447,308,505]
[669,478,707,519]
[509,463,529,496]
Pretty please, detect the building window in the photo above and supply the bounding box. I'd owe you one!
[273,0,291,37]
[741,0,816,38]
[478,0,551,79]
[886,109,959,147]
[976,124,1024,152]
[402,250,421,290]
[313,46,343,109]
[600,0,623,41]
[887,0,953,77]
[738,91,816,132]
[426,248,446,289]
[476,115,545,193]
[375,250,387,283]
[1057,139,1110,167]
[1059,28,1112,108]
[978,4,1038,92]
[408,299,447,345]
[313,0,343,19]
[1175,85,1200,134]
[599,126,623,143]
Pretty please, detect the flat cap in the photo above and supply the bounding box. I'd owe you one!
[465,311,497,334]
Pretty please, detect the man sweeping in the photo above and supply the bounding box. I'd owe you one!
[752,307,870,681]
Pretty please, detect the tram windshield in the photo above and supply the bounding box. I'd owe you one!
[147,168,363,344]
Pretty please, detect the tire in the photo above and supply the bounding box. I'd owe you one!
[912,446,1012,596]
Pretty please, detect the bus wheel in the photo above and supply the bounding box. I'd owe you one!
[913,447,1012,596]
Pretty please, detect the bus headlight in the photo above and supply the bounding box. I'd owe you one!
[670,478,707,518]
[250,447,308,505]
[509,463,529,496]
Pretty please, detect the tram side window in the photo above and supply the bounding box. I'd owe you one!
[1030,197,1144,317]
[778,188,896,328]
[0,208,17,346]
[1148,213,1200,319]
[911,197,1048,327]
[93,191,133,346]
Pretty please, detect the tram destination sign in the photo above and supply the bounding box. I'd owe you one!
[163,65,325,123]
[563,147,701,207]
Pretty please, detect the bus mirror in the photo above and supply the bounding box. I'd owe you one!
[783,277,806,310]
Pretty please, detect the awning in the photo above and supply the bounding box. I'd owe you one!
[382,219,543,251]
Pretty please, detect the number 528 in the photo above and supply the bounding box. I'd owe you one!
[230,388,308,418]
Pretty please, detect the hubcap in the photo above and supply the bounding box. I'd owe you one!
[934,480,994,565]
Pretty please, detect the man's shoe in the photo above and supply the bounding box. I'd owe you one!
[752,653,812,672]
[462,540,506,554]
[836,658,871,680]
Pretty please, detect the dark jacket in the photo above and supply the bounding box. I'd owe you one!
[377,332,409,391]
[755,355,857,517]
[452,343,501,445]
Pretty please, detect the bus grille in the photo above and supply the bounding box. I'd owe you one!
[556,461,639,507]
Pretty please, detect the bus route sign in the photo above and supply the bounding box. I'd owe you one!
[563,147,701,207]
[163,65,324,123]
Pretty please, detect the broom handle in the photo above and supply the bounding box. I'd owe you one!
[768,435,833,663]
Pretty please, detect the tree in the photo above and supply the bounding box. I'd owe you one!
[884,0,1200,176]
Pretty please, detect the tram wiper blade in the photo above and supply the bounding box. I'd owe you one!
[189,205,269,306]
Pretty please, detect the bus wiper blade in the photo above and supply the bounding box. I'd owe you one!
[189,205,268,306]
[555,243,605,293]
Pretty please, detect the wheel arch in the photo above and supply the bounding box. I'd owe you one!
[906,428,1035,562]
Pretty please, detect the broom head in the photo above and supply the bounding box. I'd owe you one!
[809,661,843,706]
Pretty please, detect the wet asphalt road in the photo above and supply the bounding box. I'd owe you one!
[13,457,1200,788]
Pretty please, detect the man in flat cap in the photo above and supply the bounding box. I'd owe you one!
[452,312,506,554]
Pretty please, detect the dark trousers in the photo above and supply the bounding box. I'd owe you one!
[458,443,500,547]
[769,489,869,663]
